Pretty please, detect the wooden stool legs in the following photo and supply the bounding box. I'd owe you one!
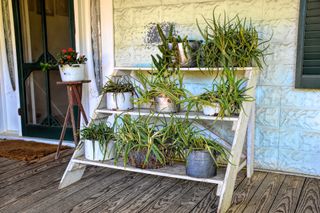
[55,83,89,160]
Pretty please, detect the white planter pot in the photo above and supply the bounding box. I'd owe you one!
[106,92,133,110]
[202,103,221,116]
[59,64,85,82]
[84,139,115,161]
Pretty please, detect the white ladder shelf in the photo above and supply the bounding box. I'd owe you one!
[59,67,258,213]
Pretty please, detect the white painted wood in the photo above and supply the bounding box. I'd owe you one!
[95,108,239,122]
[114,67,254,72]
[217,68,258,213]
[72,157,225,185]
[246,102,256,178]
[58,145,86,189]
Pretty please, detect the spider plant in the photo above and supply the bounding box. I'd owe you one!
[80,122,115,160]
[196,10,270,69]
[134,70,188,111]
[102,76,134,94]
[113,115,170,169]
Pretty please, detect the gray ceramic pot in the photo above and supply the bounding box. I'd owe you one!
[186,150,217,178]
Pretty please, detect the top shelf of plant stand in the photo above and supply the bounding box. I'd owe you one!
[114,67,255,72]
[96,108,239,122]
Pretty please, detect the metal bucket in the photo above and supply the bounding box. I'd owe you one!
[186,150,217,178]
[177,41,201,67]
[128,150,165,169]
[154,96,179,113]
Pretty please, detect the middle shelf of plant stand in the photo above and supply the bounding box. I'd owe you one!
[95,108,239,122]
[72,156,246,185]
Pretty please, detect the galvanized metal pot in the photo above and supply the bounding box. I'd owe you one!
[154,96,179,113]
[186,150,217,178]
[177,40,201,67]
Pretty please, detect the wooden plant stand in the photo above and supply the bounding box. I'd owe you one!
[58,68,257,213]
[55,80,91,160]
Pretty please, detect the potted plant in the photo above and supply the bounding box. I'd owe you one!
[80,122,115,161]
[185,135,229,178]
[114,115,171,169]
[216,69,254,116]
[41,48,87,82]
[196,10,270,69]
[102,76,135,111]
[175,123,230,178]
[134,71,187,113]
[154,23,200,68]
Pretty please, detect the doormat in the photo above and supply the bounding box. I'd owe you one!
[0,140,70,161]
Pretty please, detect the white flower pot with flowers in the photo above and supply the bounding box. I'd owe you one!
[41,47,87,82]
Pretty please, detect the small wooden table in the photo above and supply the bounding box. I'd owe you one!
[55,80,91,159]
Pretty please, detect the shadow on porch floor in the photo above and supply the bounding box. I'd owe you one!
[0,149,317,213]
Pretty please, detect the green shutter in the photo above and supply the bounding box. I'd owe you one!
[296,0,320,89]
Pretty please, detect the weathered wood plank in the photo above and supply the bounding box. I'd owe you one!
[0,162,68,207]
[295,178,320,213]
[242,173,286,213]
[0,166,106,213]
[268,175,305,213]
[0,153,71,188]
[139,180,197,213]
[88,176,164,213]
[116,177,180,213]
[166,182,214,213]
[226,171,268,213]
[191,170,247,213]
[24,171,143,213]
[0,149,72,182]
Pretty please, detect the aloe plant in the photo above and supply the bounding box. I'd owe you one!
[196,10,270,69]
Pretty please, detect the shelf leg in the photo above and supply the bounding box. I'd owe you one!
[59,144,86,189]
[218,105,253,213]
[246,103,255,178]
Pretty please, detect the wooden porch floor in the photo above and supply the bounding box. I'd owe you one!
[0,150,319,213]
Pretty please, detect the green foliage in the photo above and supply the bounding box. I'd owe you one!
[216,69,254,115]
[183,68,254,117]
[41,47,87,71]
[196,10,270,69]
[113,115,230,168]
[102,76,135,94]
[113,115,169,167]
[80,122,115,159]
[153,23,191,70]
[134,70,188,107]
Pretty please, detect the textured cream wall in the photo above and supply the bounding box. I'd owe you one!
[113,0,320,176]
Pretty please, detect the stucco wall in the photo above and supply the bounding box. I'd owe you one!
[113,0,320,176]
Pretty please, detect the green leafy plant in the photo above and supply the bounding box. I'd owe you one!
[152,23,191,71]
[196,10,270,69]
[41,47,87,71]
[102,76,135,94]
[161,118,230,165]
[113,115,170,168]
[216,69,254,115]
[134,70,188,108]
[80,122,115,159]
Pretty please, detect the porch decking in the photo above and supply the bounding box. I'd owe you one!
[0,150,318,213]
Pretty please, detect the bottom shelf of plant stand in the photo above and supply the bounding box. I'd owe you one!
[72,156,227,185]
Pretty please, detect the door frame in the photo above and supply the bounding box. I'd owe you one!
[12,0,75,139]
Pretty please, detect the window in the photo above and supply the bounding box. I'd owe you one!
[296,0,320,89]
